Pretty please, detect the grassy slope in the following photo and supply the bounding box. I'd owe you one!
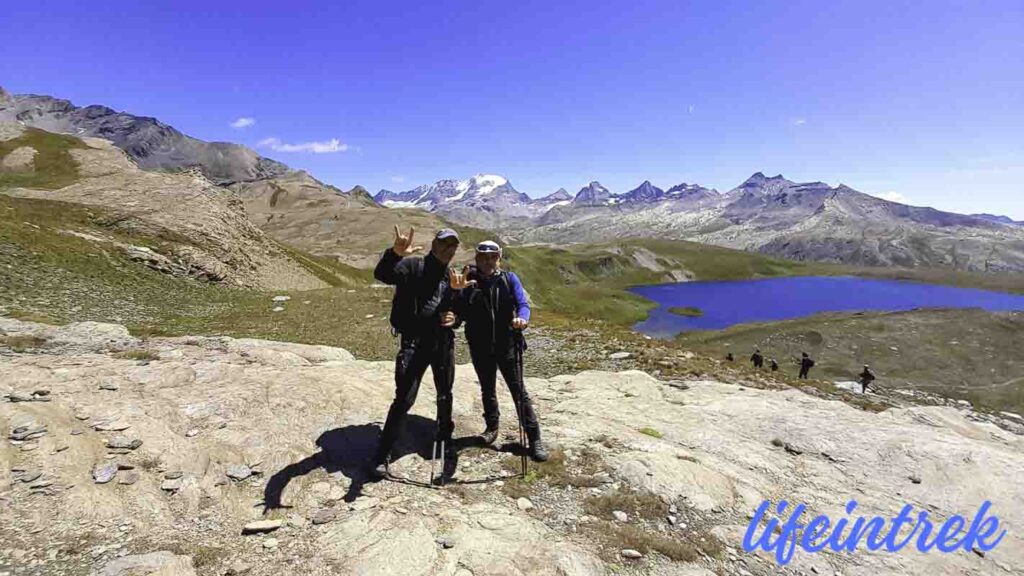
[674,308,1024,414]
[0,127,86,189]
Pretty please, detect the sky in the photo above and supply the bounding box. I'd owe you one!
[3,0,1023,217]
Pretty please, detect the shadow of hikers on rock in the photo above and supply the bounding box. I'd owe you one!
[262,415,438,512]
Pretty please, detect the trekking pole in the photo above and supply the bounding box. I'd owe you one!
[514,329,528,479]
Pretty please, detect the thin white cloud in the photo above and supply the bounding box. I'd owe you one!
[793,118,807,126]
[877,191,909,204]
[230,117,256,129]
[688,105,694,114]
[258,137,349,153]
[390,176,405,184]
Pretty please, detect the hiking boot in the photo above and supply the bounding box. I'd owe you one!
[480,426,500,446]
[369,461,388,480]
[529,438,550,462]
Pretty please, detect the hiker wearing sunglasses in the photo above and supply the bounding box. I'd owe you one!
[447,240,549,462]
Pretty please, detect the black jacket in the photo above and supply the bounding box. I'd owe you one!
[454,268,527,354]
[374,249,454,336]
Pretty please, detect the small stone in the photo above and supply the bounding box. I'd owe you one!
[185,429,199,438]
[164,471,184,480]
[516,497,534,511]
[364,314,375,319]
[161,478,183,491]
[909,475,922,484]
[119,471,140,485]
[53,444,69,453]
[669,504,678,514]
[21,444,37,452]
[17,470,43,483]
[226,562,252,575]
[263,538,279,549]
[99,382,120,391]
[609,352,631,360]
[93,463,118,484]
[494,481,505,487]
[436,537,455,549]
[242,520,283,534]
[613,510,628,523]
[9,391,34,402]
[395,508,409,515]
[74,412,91,421]
[117,463,135,470]
[226,464,253,481]
[972,546,985,558]
[348,497,379,511]
[70,429,84,436]
[107,437,143,450]
[271,306,285,313]
[620,549,643,559]
[311,509,336,525]
[9,425,47,441]
[93,421,131,432]
[667,515,677,525]
[272,295,291,302]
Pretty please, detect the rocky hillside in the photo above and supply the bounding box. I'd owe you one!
[379,172,1024,273]
[1,121,325,291]
[0,87,287,184]
[3,318,1022,575]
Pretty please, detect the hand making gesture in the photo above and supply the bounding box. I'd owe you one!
[392,225,423,256]
[448,265,477,291]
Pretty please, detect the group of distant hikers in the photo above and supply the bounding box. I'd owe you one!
[369,226,548,483]
[728,349,877,393]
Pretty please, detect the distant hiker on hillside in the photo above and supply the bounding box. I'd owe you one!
[450,240,549,462]
[369,226,462,480]
[798,352,815,379]
[726,352,735,362]
[859,365,876,394]
[750,348,764,369]
[770,358,779,372]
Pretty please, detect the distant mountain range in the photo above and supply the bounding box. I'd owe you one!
[1,87,287,184]
[5,86,1022,273]
[376,173,1024,273]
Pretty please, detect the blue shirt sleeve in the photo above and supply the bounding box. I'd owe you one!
[507,272,531,321]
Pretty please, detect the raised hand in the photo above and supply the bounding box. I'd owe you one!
[392,225,423,256]
[448,266,477,290]
[441,311,458,327]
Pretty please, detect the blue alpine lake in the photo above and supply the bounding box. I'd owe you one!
[630,276,1024,337]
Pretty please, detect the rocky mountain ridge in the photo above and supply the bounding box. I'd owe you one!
[378,171,1024,273]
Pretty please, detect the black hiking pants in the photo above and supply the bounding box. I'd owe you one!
[469,341,541,441]
[799,367,810,379]
[374,330,455,464]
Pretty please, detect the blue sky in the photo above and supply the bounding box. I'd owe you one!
[3,0,1023,217]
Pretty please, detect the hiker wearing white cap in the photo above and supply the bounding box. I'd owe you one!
[369,225,463,480]
[449,240,549,462]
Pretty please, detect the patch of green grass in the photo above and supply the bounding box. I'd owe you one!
[668,306,703,317]
[111,350,160,361]
[0,335,46,352]
[638,427,663,439]
[0,127,87,189]
[584,523,712,562]
[584,488,666,521]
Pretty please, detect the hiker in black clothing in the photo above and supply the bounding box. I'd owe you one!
[750,348,764,369]
[798,352,815,379]
[369,226,462,479]
[726,352,735,362]
[451,240,550,462]
[770,358,779,372]
[859,364,876,394]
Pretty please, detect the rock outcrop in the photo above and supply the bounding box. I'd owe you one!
[2,318,1022,575]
